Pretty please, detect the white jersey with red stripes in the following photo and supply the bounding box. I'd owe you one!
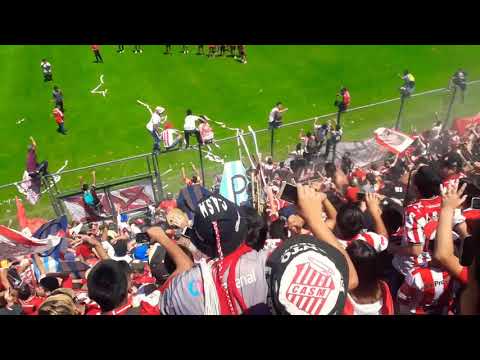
[199,122,214,142]
[392,196,465,276]
[397,267,454,315]
[339,230,389,253]
[161,128,177,148]
[442,172,467,189]
[342,281,394,315]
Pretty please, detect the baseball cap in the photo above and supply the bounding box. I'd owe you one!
[190,194,247,258]
[133,244,150,261]
[267,235,348,315]
[155,106,166,114]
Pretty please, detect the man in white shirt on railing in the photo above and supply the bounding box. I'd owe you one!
[146,106,166,154]
[183,109,202,149]
[268,102,288,129]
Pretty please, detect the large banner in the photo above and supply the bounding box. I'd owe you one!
[61,180,155,222]
[220,161,249,206]
[333,137,389,168]
[452,113,480,136]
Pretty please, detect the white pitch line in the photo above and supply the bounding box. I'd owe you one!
[91,74,108,97]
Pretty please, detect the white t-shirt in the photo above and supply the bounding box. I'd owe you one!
[269,107,280,123]
[146,112,162,132]
[184,115,200,131]
[41,61,51,73]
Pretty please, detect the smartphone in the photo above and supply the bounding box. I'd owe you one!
[135,232,151,244]
[181,227,194,239]
[278,182,298,204]
[357,192,366,201]
[471,197,480,210]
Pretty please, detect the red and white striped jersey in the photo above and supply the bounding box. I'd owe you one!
[342,281,394,315]
[393,196,465,276]
[442,172,467,189]
[161,128,178,148]
[339,230,389,253]
[397,267,459,315]
[199,122,214,142]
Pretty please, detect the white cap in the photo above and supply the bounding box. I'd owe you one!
[155,106,166,114]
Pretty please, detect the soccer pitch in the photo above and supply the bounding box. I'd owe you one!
[1,44,480,224]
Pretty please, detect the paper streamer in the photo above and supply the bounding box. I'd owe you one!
[91,74,108,97]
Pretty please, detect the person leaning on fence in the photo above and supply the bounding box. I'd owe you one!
[314,119,329,152]
[183,109,202,149]
[80,171,103,216]
[399,70,415,97]
[335,87,351,113]
[450,68,468,104]
[26,136,49,192]
[268,102,288,129]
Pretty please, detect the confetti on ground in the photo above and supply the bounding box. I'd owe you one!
[91,74,108,97]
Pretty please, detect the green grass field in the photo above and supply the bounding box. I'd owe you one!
[1,45,480,224]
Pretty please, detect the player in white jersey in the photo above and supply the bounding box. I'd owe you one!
[40,59,52,82]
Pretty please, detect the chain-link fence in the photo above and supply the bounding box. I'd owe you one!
[1,80,479,226]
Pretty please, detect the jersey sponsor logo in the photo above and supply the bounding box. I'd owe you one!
[235,270,257,289]
[187,279,203,297]
[285,262,336,315]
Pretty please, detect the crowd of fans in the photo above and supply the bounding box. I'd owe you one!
[2,115,480,315]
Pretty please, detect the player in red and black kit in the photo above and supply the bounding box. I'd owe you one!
[53,107,66,135]
[91,45,103,63]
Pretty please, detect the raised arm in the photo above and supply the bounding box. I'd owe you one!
[0,268,10,291]
[79,235,109,260]
[433,182,467,280]
[147,226,193,275]
[191,163,202,185]
[365,192,388,238]
[91,171,96,187]
[297,184,358,290]
[181,166,187,184]
[29,136,37,149]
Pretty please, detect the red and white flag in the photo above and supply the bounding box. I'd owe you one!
[0,225,61,259]
[374,127,415,155]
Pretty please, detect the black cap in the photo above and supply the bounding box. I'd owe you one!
[190,194,247,258]
[267,235,348,315]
